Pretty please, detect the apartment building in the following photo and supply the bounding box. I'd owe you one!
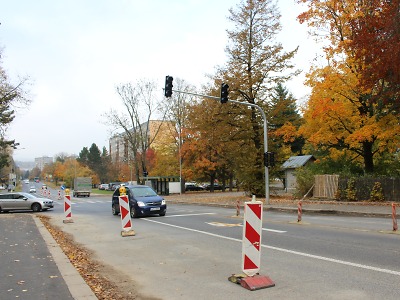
[109,120,175,163]
[35,156,54,171]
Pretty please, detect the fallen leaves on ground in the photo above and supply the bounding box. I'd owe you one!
[38,215,138,300]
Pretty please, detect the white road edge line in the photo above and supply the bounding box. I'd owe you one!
[144,218,400,276]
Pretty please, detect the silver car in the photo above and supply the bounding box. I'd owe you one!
[0,192,54,212]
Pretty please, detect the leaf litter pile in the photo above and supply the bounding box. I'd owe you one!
[38,215,158,300]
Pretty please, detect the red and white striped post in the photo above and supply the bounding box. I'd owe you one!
[392,203,398,232]
[237,195,274,290]
[119,186,135,237]
[297,200,302,223]
[236,200,240,217]
[47,189,51,198]
[58,190,62,200]
[63,189,73,223]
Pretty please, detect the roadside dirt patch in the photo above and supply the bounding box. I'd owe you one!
[38,215,160,300]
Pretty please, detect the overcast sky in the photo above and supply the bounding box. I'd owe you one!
[1,0,319,162]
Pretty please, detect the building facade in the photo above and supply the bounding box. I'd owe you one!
[109,120,175,163]
[35,156,54,171]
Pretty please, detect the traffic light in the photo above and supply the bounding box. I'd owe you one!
[220,83,229,103]
[264,152,276,167]
[264,152,268,167]
[164,75,173,98]
[269,151,275,167]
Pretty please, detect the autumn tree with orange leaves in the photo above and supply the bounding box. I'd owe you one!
[298,0,400,174]
[212,0,298,195]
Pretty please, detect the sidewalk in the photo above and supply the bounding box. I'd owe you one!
[0,213,97,300]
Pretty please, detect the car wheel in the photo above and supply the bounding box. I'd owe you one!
[130,206,137,218]
[159,212,166,216]
[31,203,41,212]
[112,204,119,215]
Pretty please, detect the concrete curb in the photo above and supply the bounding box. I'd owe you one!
[265,206,392,218]
[167,200,393,218]
[33,216,98,300]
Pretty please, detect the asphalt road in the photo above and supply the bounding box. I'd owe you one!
[40,193,400,300]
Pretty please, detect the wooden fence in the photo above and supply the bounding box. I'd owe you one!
[313,175,400,202]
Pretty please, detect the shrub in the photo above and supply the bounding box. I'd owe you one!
[345,178,357,201]
[369,182,385,202]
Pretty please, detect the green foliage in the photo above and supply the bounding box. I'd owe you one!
[345,178,357,202]
[0,50,30,170]
[294,166,316,198]
[369,182,385,202]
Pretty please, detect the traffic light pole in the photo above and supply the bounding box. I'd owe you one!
[165,88,270,205]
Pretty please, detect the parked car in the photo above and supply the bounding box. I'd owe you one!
[185,183,204,191]
[203,183,223,191]
[0,192,54,212]
[98,183,109,190]
[111,185,166,218]
[108,182,123,191]
[29,186,36,193]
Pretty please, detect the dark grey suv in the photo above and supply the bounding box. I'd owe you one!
[112,185,166,218]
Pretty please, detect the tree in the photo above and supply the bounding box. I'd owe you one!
[215,0,298,195]
[269,83,304,160]
[348,0,400,111]
[161,78,197,181]
[0,48,30,170]
[298,0,400,174]
[105,79,164,184]
[181,97,231,191]
[77,147,89,166]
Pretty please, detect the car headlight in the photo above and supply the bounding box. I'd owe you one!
[161,199,166,205]
[137,201,145,207]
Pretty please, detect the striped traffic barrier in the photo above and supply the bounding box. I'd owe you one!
[58,190,62,200]
[236,200,240,217]
[297,200,302,222]
[392,203,398,232]
[63,188,73,223]
[47,189,51,198]
[232,195,274,290]
[119,186,135,237]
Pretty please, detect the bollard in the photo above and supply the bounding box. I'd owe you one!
[119,186,135,237]
[236,200,240,217]
[229,196,275,290]
[58,190,62,200]
[63,189,73,223]
[392,203,398,232]
[297,200,302,223]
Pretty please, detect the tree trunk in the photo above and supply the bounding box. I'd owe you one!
[363,141,374,174]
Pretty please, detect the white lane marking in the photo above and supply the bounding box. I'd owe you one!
[164,212,216,218]
[263,228,287,233]
[236,224,287,233]
[144,219,400,276]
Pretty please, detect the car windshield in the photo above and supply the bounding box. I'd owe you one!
[131,187,157,197]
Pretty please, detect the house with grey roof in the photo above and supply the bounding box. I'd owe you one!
[282,155,315,192]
